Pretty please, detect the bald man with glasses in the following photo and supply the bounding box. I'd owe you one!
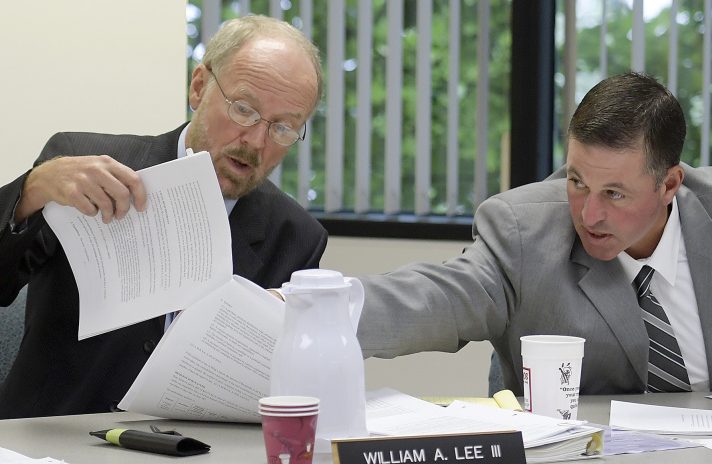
[0,15,327,419]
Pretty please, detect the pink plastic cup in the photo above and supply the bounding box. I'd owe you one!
[260,396,319,464]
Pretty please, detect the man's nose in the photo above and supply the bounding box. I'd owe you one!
[238,120,269,150]
[581,194,605,226]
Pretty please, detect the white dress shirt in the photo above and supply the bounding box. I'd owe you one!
[618,197,710,391]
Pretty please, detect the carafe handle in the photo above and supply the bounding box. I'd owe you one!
[345,277,364,332]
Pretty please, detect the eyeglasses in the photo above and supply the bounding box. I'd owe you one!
[207,68,306,147]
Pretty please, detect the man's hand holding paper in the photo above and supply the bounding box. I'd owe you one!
[17,154,147,224]
[42,152,231,339]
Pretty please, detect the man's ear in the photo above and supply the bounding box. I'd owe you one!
[662,165,684,203]
[188,64,209,110]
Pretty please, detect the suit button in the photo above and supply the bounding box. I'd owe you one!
[109,400,124,412]
[143,339,156,354]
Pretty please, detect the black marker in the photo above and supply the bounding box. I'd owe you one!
[90,428,210,456]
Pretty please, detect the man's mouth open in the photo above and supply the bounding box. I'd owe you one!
[227,157,254,175]
[585,228,612,240]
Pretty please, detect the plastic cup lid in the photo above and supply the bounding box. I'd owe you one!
[259,409,319,417]
[259,396,320,408]
[259,405,320,413]
[283,269,349,290]
[259,402,319,409]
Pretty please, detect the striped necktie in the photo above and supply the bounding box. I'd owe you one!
[633,265,691,392]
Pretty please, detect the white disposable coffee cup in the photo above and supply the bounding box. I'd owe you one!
[520,335,585,420]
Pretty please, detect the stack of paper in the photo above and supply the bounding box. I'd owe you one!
[609,400,712,451]
[366,389,603,463]
[609,400,712,435]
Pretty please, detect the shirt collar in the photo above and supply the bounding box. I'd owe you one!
[618,196,681,286]
[177,123,189,159]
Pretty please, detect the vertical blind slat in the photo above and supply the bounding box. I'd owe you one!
[297,0,314,207]
[446,0,461,216]
[355,0,373,213]
[416,0,433,215]
[600,0,608,79]
[563,0,576,138]
[474,0,490,208]
[270,0,282,18]
[385,0,404,214]
[239,0,250,16]
[325,0,345,212]
[702,0,711,166]
[201,0,221,44]
[631,0,644,72]
[668,0,679,96]
[267,0,284,187]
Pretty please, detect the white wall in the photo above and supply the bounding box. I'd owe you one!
[0,0,186,185]
[321,237,494,397]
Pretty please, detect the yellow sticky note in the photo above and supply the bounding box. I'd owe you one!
[493,390,523,411]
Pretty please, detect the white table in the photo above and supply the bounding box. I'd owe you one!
[0,393,711,463]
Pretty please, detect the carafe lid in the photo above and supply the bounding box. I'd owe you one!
[285,269,350,290]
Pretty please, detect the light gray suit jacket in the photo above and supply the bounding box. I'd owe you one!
[357,164,712,394]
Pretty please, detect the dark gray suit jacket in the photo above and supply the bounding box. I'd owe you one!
[0,126,327,418]
[357,164,712,395]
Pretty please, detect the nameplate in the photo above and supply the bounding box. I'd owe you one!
[331,431,525,464]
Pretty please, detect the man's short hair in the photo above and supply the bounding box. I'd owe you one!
[202,15,323,113]
[568,72,686,187]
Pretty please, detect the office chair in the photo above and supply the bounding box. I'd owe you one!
[0,285,27,385]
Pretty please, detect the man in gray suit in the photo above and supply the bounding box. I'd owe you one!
[0,15,327,418]
[357,72,711,395]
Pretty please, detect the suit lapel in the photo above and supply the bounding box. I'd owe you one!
[677,185,712,379]
[143,125,187,168]
[571,241,649,384]
[113,124,186,170]
[227,183,269,281]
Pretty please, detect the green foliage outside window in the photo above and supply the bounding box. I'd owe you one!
[187,0,710,216]
[187,0,511,216]
[567,0,708,168]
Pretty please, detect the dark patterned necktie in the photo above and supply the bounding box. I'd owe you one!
[633,265,691,392]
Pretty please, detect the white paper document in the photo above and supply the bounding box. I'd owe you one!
[601,427,700,455]
[42,152,231,339]
[609,400,712,435]
[366,389,602,463]
[0,448,65,463]
[688,438,712,450]
[119,275,284,422]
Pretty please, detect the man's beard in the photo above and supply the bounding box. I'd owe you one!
[188,116,272,199]
[218,146,270,199]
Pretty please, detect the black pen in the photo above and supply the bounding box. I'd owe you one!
[90,428,210,456]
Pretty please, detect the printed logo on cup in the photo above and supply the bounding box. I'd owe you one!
[559,362,573,385]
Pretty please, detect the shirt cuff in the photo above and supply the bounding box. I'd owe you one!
[8,197,29,234]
